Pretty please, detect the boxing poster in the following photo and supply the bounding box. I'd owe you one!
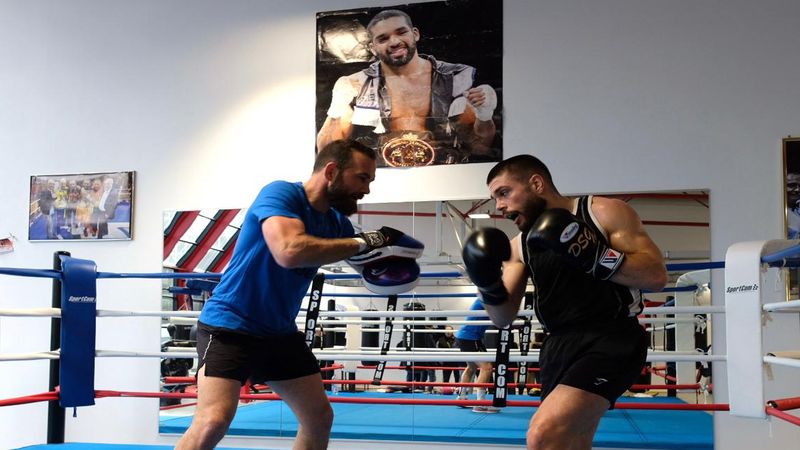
[315,0,503,168]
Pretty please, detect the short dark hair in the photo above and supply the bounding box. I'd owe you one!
[366,9,414,39]
[314,139,376,173]
[486,154,554,186]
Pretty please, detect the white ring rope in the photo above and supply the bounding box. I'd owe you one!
[642,305,724,314]
[96,347,723,363]
[0,305,719,320]
[0,351,60,361]
[0,308,60,317]
[763,355,800,369]
[97,309,200,318]
[762,299,800,313]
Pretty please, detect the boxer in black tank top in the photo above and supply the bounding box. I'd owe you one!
[461,155,667,450]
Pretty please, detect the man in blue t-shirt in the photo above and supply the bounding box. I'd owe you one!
[177,139,394,450]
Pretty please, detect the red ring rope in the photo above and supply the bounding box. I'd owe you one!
[766,407,800,426]
[0,391,59,407]
[767,396,800,411]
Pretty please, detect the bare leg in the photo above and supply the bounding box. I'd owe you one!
[269,373,333,450]
[475,361,493,399]
[526,384,609,450]
[459,362,477,399]
[175,366,241,450]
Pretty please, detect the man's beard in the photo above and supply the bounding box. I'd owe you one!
[378,42,417,67]
[328,180,358,216]
[518,196,547,232]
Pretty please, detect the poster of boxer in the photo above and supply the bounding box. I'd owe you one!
[315,0,503,168]
[28,171,135,241]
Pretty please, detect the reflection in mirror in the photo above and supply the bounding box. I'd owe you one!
[158,191,713,446]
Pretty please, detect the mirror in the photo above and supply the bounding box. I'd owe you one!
[157,190,713,446]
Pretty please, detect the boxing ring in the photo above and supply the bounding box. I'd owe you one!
[3,240,800,449]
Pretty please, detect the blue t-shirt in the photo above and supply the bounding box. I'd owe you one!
[199,181,355,336]
[455,298,489,340]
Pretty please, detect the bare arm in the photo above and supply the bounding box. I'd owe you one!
[484,234,529,328]
[262,216,360,269]
[316,75,360,151]
[316,116,354,152]
[592,197,668,291]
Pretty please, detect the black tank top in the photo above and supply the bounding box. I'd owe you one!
[521,196,643,334]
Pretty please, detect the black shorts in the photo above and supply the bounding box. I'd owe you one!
[196,322,320,385]
[455,338,486,352]
[539,319,648,408]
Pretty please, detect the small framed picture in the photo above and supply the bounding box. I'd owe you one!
[783,137,800,298]
[784,138,800,239]
[28,171,135,241]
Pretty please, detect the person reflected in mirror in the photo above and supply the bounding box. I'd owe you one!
[316,9,498,167]
[462,154,668,449]
[436,325,461,385]
[455,298,499,413]
[176,139,379,450]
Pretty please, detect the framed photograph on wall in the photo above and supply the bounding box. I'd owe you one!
[783,137,800,298]
[28,171,135,241]
[784,137,800,239]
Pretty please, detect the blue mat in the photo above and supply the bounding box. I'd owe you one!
[18,445,250,450]
[159,393,713,449]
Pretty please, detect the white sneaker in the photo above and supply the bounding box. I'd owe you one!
[472,406,501,413]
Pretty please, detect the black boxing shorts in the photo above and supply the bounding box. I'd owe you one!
[455,338,487,353]
[538,319,648,408]
[196,322,320,385]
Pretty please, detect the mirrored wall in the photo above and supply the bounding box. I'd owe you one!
[157,190,713,445]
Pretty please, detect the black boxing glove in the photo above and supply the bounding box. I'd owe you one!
[462,228,511,305]
[527,208,624,280]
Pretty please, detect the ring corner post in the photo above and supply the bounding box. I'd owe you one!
[47,251,69,444]
[58,256,98,411]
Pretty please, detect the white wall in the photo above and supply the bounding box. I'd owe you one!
[0,0,798,449]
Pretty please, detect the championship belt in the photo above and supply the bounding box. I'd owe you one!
[380,131,436,167]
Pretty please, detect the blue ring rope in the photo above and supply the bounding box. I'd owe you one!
[97,272,222,280]
[666,261,724,271]
[0,267,63,279]
[761,243,800,264]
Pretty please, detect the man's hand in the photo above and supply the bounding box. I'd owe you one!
[466,84,497,121]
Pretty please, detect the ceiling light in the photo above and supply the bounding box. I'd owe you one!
[468,213,491,219]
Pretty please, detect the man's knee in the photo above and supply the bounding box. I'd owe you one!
[319,402,334,429]
[196,412,235,436]
[526,417,564,450]
[300,402,334,431]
